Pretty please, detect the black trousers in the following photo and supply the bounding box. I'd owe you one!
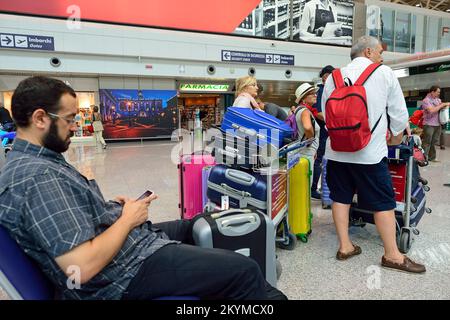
[122,220,286,300]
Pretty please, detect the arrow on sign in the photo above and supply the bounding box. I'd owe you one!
[1,36,12,46]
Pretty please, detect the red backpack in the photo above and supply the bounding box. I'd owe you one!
[325,63,382,152]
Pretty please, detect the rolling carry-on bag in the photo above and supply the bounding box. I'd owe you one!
[221,107,293,148]
[178,154,216,219]
[321,158,332,209]
[191,208,278,287]
[350,184,427,229]
[289,157,312,242]
[207,165,267,211]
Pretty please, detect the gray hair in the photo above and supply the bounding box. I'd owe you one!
[350,36,380,60]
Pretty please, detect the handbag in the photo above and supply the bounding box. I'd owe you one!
[87,124,94,133]
[439,108,449,125]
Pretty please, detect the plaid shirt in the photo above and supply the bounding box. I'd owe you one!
[0,139,176,300]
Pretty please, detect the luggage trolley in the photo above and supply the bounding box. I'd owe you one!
[242,138,314,251]
[350,138,432,253]
[209,125,314,250]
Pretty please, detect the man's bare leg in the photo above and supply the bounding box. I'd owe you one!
[373,210,404,263]
[332,202,355,253]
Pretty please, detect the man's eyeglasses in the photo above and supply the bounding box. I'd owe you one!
[47,112,77,125]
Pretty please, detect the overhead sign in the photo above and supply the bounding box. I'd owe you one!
[180,84,230,92]
[409,61,450,76]
[0,33,55,51]
[221,50,294,65]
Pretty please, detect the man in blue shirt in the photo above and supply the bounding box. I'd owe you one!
[310,65,334,200]
[0,76,286,300]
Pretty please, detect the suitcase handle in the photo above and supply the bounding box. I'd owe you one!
[217,148,241,159]
[221,215,256,228]
[210,208,252,219]
[225,169,255,186]
[220,183,252,198]
[231,124,266,139]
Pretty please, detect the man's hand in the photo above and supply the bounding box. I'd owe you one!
[120,194,158,230]
[334,28,343,37]
[387,133,403,146]
[315,27,325,36]
[114,195,130,205]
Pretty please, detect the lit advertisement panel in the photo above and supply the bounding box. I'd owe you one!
[99,89,177,139]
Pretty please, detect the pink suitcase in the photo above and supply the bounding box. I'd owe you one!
[179,154,215,219]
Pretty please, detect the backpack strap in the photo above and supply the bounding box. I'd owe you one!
[355,63,381,86]
[331,69,345,89]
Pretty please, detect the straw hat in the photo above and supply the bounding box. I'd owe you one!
[294,83,317,104]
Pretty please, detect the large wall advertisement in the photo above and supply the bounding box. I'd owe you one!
[99,89,177,139]
[0,0,353,46]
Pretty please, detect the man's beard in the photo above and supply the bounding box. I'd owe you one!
[42,120,73,153]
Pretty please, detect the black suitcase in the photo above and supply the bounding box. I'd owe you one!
[191,209,277,287]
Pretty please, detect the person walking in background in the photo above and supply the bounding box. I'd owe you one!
[421,86,449,162]
[232,76,262,110]
[91,105,107,149]
[310,65,334,200]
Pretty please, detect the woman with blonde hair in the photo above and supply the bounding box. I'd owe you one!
[232,76,261,110]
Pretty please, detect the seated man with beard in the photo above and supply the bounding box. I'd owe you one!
[0,76,286,300]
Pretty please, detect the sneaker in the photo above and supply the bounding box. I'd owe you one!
[381,256,426,274]
[103,144,107,149]
[440,146,446,150]
[311,190,321,201]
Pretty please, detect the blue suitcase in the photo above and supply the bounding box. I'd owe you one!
[350,184,426,228]
[221,107,293,148]
[321,158,332,209]
[207,165,267,211]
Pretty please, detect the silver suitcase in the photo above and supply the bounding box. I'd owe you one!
[191,209,277,287]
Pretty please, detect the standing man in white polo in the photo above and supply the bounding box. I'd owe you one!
[321,36,426,273]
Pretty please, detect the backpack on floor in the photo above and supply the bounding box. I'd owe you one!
[325,63,382,152]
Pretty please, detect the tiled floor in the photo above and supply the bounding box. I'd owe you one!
[1,140,449,299]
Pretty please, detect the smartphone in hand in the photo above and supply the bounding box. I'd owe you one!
[137,190,153,200]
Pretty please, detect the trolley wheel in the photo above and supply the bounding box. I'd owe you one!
[399,231,411,254]
[419,177,428,185]
[277,232,297,250]
[423,185,431,192]
[307,229,312,236]
[425,207,432,214]
[298,234,308,243]
[276,260,282,280]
